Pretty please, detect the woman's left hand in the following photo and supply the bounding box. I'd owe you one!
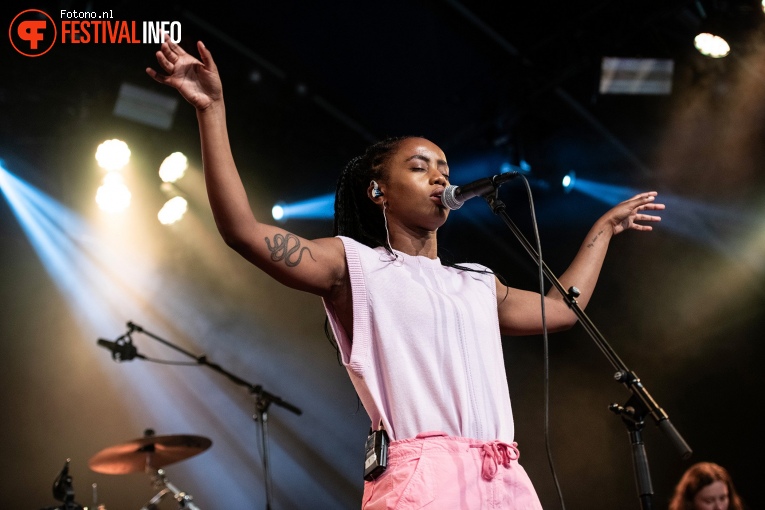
[607,191,665,235]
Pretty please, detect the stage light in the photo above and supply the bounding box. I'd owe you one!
[95,139,131,171]
[4,162,337,508]
[0,163,142,330]
[158,196,188,225]
[270,193,334,221]
[694,32,730,58]
[762,0,765,13]
[562,171,576,192]
[563,178,635,206]
[96,172,131,213]
[272,203,285,221]
[159,152,188,183]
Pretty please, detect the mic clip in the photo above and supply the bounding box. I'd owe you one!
[112,333,138,362]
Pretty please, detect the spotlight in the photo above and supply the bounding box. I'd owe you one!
[272,203,285,221]
[694,32,730,58]
[159,152,188,183]
[562,171,576,193]
[158,196,188,225]
[96,172,131,213]
[269,193,334,221]
[95,139,131,171]
[762,0,765,14]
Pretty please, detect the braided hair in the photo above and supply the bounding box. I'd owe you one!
[325,136,408,365]
[332,136,410,251]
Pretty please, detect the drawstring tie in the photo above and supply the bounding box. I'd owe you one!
[471,441,520,480]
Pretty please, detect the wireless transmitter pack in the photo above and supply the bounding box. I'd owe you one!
[363,424,389,481]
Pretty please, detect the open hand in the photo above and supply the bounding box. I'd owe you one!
[146,38,221,110]
[608,191,665,235]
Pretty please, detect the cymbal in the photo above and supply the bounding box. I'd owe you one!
[88,434,212,474]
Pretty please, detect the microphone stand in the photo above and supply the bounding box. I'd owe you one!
[124,322,302,510]
[478,187,691,510]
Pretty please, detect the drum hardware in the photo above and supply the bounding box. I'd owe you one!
[40,459,85,510]
[88,430,211,509]
[88,430,212,475]
[97,321,303,510]
[140,468,200,510]
[41,459,105,510]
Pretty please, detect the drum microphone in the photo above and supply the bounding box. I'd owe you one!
[441,171,520,210]
[52,459,73,503]
[97,338,144,361]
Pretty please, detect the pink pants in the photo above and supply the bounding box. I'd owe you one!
[362,431,543,509]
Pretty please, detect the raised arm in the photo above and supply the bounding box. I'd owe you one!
[146,39,346,298]
[496,192,664,336]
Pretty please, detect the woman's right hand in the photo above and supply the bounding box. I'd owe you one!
[146,38,222,111]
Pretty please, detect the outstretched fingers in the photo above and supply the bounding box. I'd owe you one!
[629,193,665,216]
[611,191,666,234]
[634,212,662,227]
[637,194,665,213]
[162,32,186,57]
[628,191,658,205]
[197,41,217,72]
[147,33,189,77]
[631,202,664,231]
[145,53,173,85]
[155,49,175,74]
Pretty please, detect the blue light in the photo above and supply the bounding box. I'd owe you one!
[566,177,634,205]
[0,164,247,486]
[272,193,334,221]
[272,203,285,221]
[565,176,760,259]
[562,171,576,192]
[0,163,373,507]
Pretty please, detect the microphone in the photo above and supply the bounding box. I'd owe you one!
[441,171,519,210]
[97,338,143,361]
[52,458,74,503]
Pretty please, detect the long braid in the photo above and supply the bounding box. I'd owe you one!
[325,137,408,364]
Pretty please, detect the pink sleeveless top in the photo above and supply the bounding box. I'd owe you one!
[323,236,515,442]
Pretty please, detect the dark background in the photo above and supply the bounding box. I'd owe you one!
[2,1,764,509]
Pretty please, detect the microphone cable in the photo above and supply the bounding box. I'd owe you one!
[519,175,566,510]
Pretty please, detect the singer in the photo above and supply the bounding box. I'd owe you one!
[148,39,664,509]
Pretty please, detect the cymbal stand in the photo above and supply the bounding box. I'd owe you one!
[141,469,200,510]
